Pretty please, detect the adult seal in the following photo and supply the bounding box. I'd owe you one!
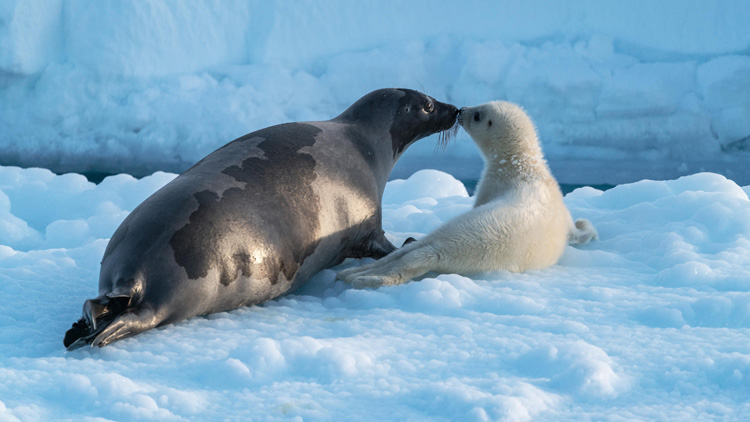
[64,88,458,349]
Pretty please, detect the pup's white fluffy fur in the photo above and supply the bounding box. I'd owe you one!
[337,101,597,288]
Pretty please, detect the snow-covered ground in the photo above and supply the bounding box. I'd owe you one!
[1,165,749,421]
[2,1,750,184]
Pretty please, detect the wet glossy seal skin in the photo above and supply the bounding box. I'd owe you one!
[64,88,458,349]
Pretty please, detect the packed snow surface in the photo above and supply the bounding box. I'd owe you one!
[1,165,749,421]
[2,0,750,183]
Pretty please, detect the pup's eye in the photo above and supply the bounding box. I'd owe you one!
[424,101,434,112]
[473,112,480,122]
[488,120,492,127]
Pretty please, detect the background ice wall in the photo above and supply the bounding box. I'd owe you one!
[1,0,749,184]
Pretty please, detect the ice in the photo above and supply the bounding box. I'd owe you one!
[697,55,750,111]
[1,165,750,420]
[2,1,750,184]
[383,169,468,205]
[61,1,259,78]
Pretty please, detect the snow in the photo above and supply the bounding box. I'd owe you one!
[2,1,750,184]
[1,166,749,421]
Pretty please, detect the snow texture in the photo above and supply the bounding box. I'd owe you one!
[1,166,749,421]
[1,1,750,184]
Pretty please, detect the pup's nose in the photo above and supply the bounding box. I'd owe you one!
[457,107,466,125]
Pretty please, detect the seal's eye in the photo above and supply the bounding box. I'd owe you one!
[424,101,434,113]
[473,111,480,122]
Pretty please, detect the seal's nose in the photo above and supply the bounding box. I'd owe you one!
[437,102,459,129]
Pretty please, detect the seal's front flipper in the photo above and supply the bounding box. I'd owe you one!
[348,231,397,259]
[63,295,130,350]
[367,232,399,258]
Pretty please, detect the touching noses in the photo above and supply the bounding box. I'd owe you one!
[458,107,467,126]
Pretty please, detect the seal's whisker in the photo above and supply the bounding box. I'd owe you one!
[434,122,460,153]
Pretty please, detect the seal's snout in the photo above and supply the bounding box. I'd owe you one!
[447,104,459,128]
[434,102,461,151]
[447,107,459,131]
[431,100,459,132]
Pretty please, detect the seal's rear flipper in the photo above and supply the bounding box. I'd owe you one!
[63,318,94,350]
[63,295,130,350]
[91,306,159,348]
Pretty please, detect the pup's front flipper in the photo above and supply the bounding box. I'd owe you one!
[349,275,390,289]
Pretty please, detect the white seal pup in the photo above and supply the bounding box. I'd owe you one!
[337,101,597,288]
[64,88,459,349]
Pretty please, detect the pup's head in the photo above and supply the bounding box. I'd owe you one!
[458,101,540,158]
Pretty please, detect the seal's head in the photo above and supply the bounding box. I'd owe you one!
[336,88,459,158]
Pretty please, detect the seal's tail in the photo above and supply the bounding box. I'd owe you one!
[63,294,131,350]
[568,218,598,245]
